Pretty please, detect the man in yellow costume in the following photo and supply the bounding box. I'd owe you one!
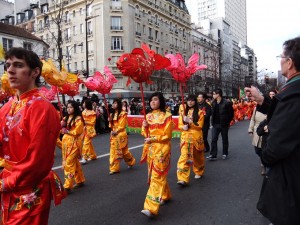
[140,92,173,217]
[177,94,205,186]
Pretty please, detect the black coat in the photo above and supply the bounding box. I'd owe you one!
[257,75,300,225]
[211,98,234,127]
[198,101,212,129]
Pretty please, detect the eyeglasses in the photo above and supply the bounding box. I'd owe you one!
[276,55,289,60]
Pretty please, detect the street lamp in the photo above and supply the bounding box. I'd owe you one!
[66,42,83,72]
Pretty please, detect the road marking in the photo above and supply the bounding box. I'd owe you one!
[52,144,144,170]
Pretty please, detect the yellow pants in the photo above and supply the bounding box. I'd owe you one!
[63,148,85,189]
[109,146,135,172]
[82,136,97,160]
[177,144,205,183]
[109,137,136,173]
[143,165,172,215]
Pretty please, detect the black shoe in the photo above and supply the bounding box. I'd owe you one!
[65,188,72,194]
[206,155,217,161]
[74,182,85,189]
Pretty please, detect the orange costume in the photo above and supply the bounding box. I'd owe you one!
[109,111,135,173]
[62,116,85,189]
[82,109,97,161]
[140,110,173,215]
[0,89,65,225]
[177,106,205,183]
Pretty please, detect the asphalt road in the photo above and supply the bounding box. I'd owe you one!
[49,120,270,225]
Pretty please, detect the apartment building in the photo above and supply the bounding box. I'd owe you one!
[0,0,193,99]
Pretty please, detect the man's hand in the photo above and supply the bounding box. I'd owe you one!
[244,86,264,105]
[144,138,152,144]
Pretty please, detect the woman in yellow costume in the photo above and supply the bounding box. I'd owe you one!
[109,98,135,174]
[140,92,173,217]
[177,94,205,186]
[80,99,97,164]
[61,100,85,192]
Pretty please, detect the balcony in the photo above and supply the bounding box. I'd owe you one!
[111,26,123,31]
[111,46,124,51]
[135,13,141,19]
[170,44,174,48]
[148,36,153,41]
[155,22,160,27]
[135,32,142,36]
[155,39,160,44]
[148,19,153,25]
[110,5,122,11]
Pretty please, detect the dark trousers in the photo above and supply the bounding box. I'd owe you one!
[202,124,210,152]
[210,124,229,157]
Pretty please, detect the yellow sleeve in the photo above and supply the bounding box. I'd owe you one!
[68,116,84,136]
[115,112,127,133]
[178,111,184,130]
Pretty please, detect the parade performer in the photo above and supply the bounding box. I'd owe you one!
[177,94,205,186]
[80,99,97,164]
[61,101,85,192]
[140,92,173,217]
[109,98,135,174]
[0,47,65,225]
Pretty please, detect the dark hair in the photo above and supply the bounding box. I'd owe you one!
[84,99,93,110]
[213,88,223,97]
[111,98,122,126]
[186,94,199,126]
[122,100,128,111]
[197,91,208,100]
[5,47,42,86]
[149,92,166,112]
[283,36,300,71]
[64,101,83,129]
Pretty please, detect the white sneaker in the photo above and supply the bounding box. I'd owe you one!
[194,175,202,179]
[141,209,153,217]
[222,155,228,160]
[80,158,87,164]
[177,180,187,186]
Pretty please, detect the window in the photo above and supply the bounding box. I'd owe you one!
[80,24,84,34]
[88,41,93,53]
[73,10,76,17]
[111,37,122,50]
[2,38,13,51]
[73,25,76,35]
[79,8,83,15]
[111,16,121,30]
[87,21,92,35]
[74,62,77,71]
[81,61,85,70]
[41,4,48,13]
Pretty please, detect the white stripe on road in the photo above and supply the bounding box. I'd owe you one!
[52,144,144,171]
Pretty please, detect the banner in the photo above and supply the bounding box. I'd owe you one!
[127,115,181,138]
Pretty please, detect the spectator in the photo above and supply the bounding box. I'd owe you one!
[207,88,234,160]
[245,36,300,225]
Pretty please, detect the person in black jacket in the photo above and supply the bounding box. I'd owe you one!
[245,36,300,225]
[207,88,234,160]
[197,92,212,153]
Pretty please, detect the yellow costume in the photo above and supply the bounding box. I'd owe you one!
[109,111,135,173]
[82,109,97,160]
[177,106,205,183]
[62,115,85,189]
[141,110,173,215]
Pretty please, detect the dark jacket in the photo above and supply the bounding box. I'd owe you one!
[211,98,234,127]
[198,101,212,128]
[257,75,300,225]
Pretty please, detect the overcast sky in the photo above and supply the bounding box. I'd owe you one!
[185,0,300,75]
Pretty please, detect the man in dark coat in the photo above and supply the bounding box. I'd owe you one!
[197,92,212,153]
[245,36,300,225]
[207,88,234,160]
